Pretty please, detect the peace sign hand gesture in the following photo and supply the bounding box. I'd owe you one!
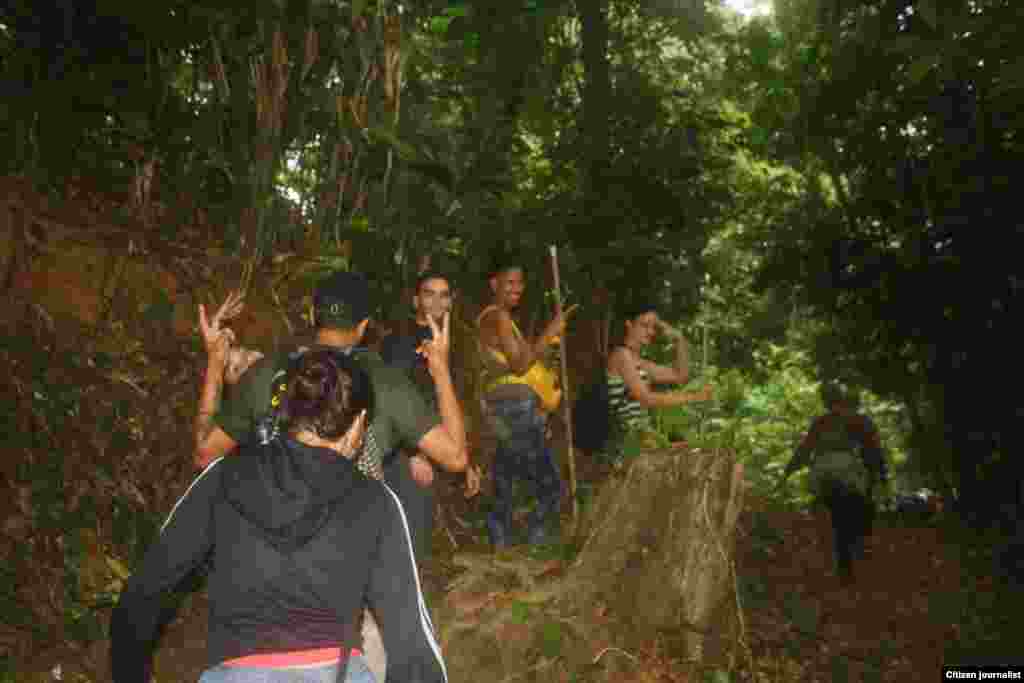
[210,290,245,330]
[418,311,452,381]
[198,290,244,370]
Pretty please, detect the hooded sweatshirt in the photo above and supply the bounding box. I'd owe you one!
[110,437,447,683]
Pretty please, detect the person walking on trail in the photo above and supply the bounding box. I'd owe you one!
[600,302,713,463]
[476,253,573,548]
[111,349,448,683]
[380,270,482,559]
[779,382,889,583]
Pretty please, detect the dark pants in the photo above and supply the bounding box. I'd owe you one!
[820,480,873,579]
[383,456,434,561]
[486,395,563,546]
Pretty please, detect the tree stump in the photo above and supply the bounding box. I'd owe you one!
[570,446,747,660]
[436,446,746,681]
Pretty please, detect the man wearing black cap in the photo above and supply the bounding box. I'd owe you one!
[194,270,467,477]
[193,271,466,681]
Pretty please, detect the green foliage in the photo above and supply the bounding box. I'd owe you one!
[509,600,532,624]
[704,670,731,683]
[644,328,908,505]
[538,620,564,657]
[721,0,1024,519]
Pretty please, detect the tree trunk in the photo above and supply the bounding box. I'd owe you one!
[571,447,746,660]
[576,0,612,249]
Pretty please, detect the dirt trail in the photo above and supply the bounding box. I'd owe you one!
[128,508,958,683]
[739,509,959,682]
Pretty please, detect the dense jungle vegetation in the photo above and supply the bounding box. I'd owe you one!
[1,0,1021,680]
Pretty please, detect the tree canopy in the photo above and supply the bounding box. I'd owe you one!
[3,0,1020,546]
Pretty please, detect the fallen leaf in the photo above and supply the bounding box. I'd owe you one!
[445,591,497,617]
[534,559,564,580]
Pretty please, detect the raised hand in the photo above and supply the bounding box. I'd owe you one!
[198,303,234,371]
[418,311,451,381]
[210,290,245,330]
[544,303,579,343]
[199,290,246,370]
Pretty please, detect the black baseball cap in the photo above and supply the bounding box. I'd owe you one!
[313,271,371,328]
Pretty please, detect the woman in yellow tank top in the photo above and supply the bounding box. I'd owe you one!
[476,256,575,547]
[476,304,564,413]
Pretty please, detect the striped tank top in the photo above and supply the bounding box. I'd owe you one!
[606,370,653,434]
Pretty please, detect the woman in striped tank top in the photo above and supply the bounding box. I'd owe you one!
[605,302,713,460]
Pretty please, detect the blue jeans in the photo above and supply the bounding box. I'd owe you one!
[198,654,375,683]
[486,395,563,545]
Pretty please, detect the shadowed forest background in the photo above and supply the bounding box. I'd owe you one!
[1,0,1022,680]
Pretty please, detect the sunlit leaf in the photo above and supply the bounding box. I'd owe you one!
[431,16,452,35]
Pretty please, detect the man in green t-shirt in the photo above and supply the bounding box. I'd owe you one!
[191,272,465,683]
[193,271,467,480]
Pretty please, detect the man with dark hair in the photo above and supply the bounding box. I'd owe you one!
[381,271,453,378]
[379,271,480,559]
[194,271,466,476]
[193,271,467,681]
[476,253,574,547]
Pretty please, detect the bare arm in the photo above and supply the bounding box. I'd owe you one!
[491,310,537,376]
[485,305,577,376]
[612,347,711,409]
[636,321,691,385]
[416,312,468,472]
[193,359,237,469]
[193,298,241,469]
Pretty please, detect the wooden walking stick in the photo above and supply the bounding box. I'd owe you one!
[549,245,579,535]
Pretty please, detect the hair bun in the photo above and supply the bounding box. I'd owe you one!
[280,350,371,442]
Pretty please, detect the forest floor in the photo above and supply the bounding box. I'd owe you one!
[28,471,973,683]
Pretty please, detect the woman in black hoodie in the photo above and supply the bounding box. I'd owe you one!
[111,349,447,683]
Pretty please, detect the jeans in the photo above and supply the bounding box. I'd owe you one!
[486,395,563,546]
[198,654,376,683]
